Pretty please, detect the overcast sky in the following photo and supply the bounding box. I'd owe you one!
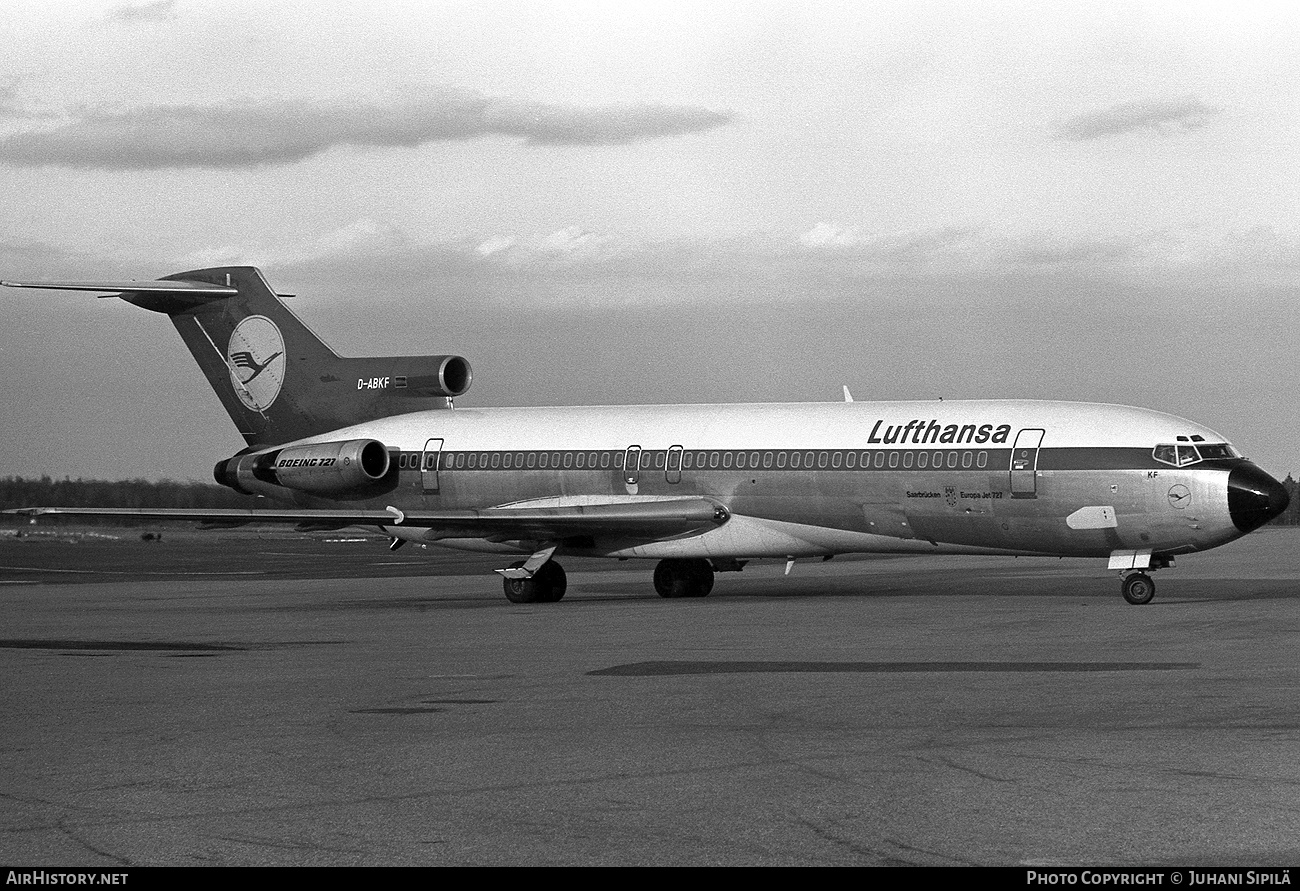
[2,0,1298,481]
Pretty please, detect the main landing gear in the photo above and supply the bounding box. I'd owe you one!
[502,560,567,604]
[500,557,717,602]
[653,558,715,598]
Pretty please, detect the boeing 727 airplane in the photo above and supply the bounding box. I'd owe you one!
[3,267,1289,605]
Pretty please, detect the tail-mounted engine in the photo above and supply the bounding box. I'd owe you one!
[215,438,394,498]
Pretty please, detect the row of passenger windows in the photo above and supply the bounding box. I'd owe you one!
[395,449,995,472]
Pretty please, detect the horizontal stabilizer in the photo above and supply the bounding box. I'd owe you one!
[1,279,238,297]
[5,498,730,543]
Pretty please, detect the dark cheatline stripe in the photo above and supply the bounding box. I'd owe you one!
[588,660,1199,676]
[406,446,1231,474]
[423,447,1013,473]
[1037,447,1164,471]
[0,638,244,652]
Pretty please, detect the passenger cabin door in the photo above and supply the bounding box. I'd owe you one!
[667,445,683,484]
[1010,428,1045,499]
[622,445,641,495]
[421,437,444,493]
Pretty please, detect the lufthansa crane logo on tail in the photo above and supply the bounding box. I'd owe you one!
[226,315,285,411]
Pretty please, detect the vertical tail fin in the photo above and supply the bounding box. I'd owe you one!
[4,266,472,447]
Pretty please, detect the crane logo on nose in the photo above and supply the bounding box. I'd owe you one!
[1167,485,1191,509]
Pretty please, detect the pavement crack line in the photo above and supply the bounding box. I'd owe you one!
[55,818,133,866]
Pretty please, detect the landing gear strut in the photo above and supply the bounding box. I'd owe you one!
[653,558,714,598]
[502,560,567,604]
[1117,554,1171,605]
[1120,572,1155,606]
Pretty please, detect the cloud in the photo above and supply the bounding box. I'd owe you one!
[494,102,729,146]
[171,217,410,271]
[70,220,1300,318]
[171,222,632,286]
[0,237,79,272]
[0,91,733,169]
[0,83,54,122]
[108,0,178,23]
[0,85,21,119]
[799,223,861,248]
[1011,237,1135,266]
[795,223,979,267]
[1224,226,1300,269]
[1053,98,1222,141]
[238,224,1296,324]
[0,237,146,284]
[500,227,618,265]
[248,223,1096,309]
[475,236,516,258]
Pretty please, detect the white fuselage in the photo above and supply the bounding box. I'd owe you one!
[273,399,1255,562]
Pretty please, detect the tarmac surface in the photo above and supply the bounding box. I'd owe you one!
[2,524,1299,866]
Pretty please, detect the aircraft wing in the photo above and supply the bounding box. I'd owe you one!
[5,499,730,541]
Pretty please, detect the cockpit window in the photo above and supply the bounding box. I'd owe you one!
[1196,443,1238,460]
[1153,442,1238,467]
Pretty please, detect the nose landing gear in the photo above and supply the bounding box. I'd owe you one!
[1118,554,1172,605]
[1120,572,1155,605]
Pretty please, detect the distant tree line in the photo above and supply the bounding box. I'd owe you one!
[0,476,272,525]
[1277,475,1300,526]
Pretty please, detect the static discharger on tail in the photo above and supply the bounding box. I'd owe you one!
[2,267,1289,605]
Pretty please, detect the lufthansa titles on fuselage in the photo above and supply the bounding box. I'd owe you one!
[867,420,1012,446]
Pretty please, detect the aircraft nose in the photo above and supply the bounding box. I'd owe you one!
[1228,463,1290,533]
